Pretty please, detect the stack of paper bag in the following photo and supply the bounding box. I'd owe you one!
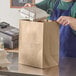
[19,6,50,21]
[19,20,59,68]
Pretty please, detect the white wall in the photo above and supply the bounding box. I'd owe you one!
[0,0,42,28]
[35,0,43,3]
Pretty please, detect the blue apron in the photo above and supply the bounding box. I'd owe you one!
[50,0,76,57]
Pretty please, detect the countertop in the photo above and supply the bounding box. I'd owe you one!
[0,53,76,76]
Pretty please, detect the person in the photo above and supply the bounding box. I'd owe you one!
[25,0,76,57]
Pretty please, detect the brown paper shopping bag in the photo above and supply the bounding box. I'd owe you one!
[19,20,59,68]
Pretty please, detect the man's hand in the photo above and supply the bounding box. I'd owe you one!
[23,3,35,7]
[57,16,76,30]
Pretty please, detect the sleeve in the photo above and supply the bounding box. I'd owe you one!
[72,30,76,35]
[71,3,76,35]
[36,0,48,11]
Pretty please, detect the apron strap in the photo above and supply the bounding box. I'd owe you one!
[68,2,74,10]
[47,0,60,13]
[53,0,60,10]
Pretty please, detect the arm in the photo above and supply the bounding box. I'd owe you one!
[24,0,49,12]
[24,0,55,14]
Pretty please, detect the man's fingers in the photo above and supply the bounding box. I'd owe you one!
[23,3,33,7]
[63,21,69,25]
[57,16,69,25]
